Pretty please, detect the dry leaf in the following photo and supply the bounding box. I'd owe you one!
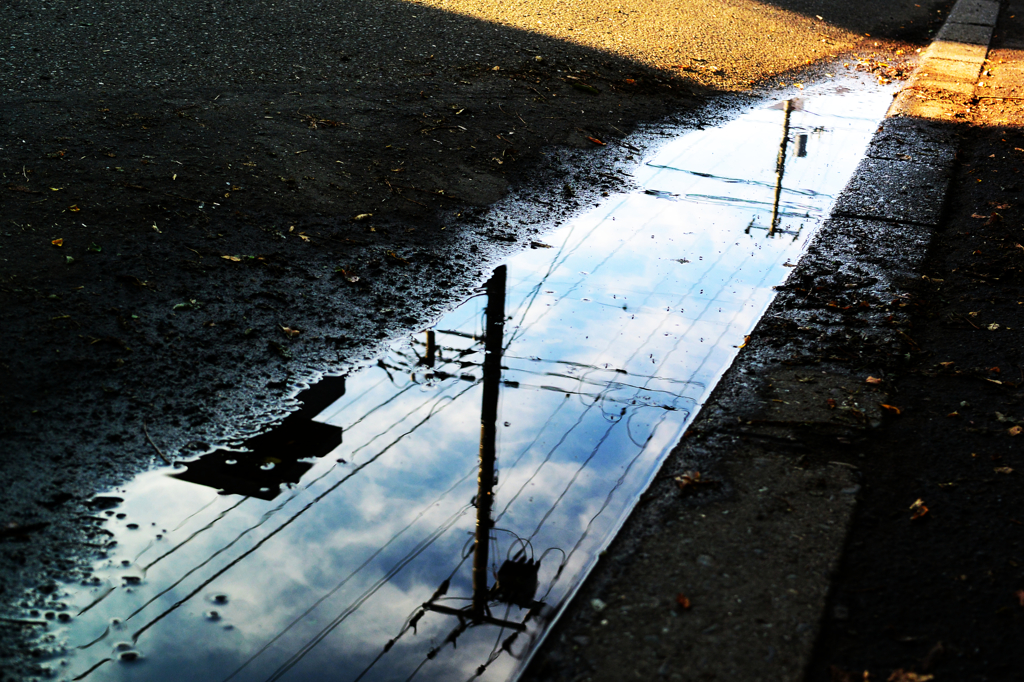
[829,666,871,682]
[51,238,63,247]
[1009,426,1023,436]
[866,376,884,384]
[909,499,929,521]
[280,325,301,337]
[336,268,360,283]
[888,670,934,682]
[221,255,241,262]
[880,404,902,415]
[1015,589,1024,607]
[675,593,692,610]
[352,213,373,221]
[994,467,1014,474]
[674,470,704,489]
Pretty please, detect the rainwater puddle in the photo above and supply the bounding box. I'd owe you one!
[42,79,893,682]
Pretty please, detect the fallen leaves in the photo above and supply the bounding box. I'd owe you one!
[6,184,42,194]
[571,82,601,95]
[674,470,719,493]
[880,403,902,415]
[300,113,344,129]
[279,325,300,338]
[115,275,148,288]
[828,666,870,682]
[866,376,884,385]
[888,670,934,682]
[909,498,929,521]
[1009,425,1022,437]
[51,238,63,247]
[268,340,292,360]
[335,267,360,283]
[675,593,692,610]
[994,466,1014,474]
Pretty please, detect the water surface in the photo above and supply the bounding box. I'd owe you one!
[43,79,892,682]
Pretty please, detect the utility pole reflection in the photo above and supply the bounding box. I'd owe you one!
[473,264,505,618]
[745,98,804,240]
[769,99,793,236]
[421,265,536,633]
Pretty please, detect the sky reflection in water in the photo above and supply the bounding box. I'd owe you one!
[50,81,891,682]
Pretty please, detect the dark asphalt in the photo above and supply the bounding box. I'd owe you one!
[0,0,962,680]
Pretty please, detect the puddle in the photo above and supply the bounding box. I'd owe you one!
[38,79,893,682]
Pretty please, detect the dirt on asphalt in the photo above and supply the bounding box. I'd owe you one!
[806,42,1024,682]
[0,0,954,678]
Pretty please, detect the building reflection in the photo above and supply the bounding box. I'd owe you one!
[172,376,346,500]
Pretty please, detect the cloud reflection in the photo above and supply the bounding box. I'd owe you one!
[50,81,891,682]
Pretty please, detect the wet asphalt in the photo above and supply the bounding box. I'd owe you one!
[0,0,962,680]
[531,1,1024,680]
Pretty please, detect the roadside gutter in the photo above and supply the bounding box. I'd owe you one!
[525,1,998,680]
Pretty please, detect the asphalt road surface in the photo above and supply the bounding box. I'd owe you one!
[0,0,950,679]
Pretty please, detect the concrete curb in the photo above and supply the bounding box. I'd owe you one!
[891,0,998,119]
[526,2,995,681]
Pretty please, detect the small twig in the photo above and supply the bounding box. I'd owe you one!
[382,178,428,207]
[142,420,172,465]
[959,313,980,329]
